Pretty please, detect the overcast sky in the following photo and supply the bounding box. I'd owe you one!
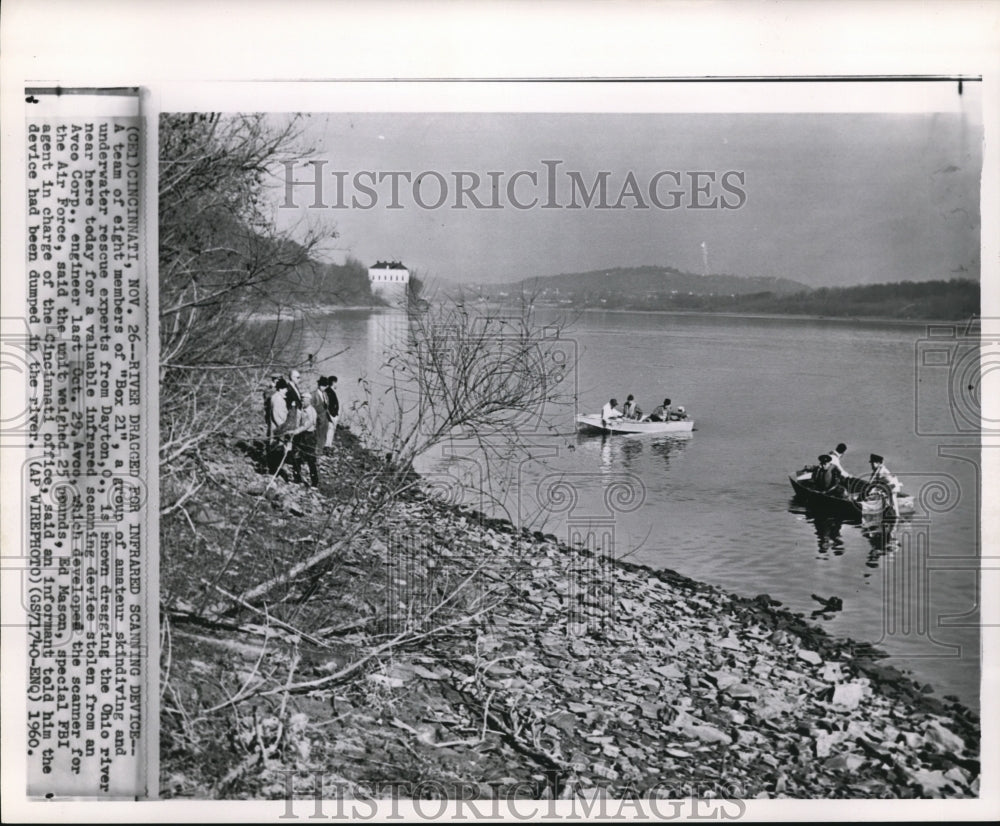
[268,107,982,289]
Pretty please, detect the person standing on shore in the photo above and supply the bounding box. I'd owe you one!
[324,375,340,451]
[286,369,303,431]
[265,378,292,474]
[269,378,290,439]
[289,396,320,487]
[264,375,281,440]
[312,376,330,453]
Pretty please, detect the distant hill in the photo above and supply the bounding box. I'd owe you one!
[469,266,979,321]
[715,279,980,320]
[481,265,811,299]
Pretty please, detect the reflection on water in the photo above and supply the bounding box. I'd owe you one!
[577,431,693,473]
[649,434,692,469]
[294,307,979,710]
[619,438,643,469]
[861,519,901,568]
[788,496,902,565]
[367,311,411,367]
[812,513,845,556]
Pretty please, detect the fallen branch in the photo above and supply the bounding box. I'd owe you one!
[198,578,334,649]
[389,717,480,749]
[256,603,495,700]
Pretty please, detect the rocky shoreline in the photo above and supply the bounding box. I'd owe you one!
[160,426,980,800]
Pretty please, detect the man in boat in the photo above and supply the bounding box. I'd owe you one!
[827,442,851,478]
[867,453,901,514]
[646,398,673,422]
[622,394,642,420]
[601,398,623,425]
[811,454,846,497]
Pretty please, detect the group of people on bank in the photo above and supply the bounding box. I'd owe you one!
[601,395,687,424]
[809,442,902,512]
[264,368,340,487]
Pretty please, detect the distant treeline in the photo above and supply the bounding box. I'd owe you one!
[273,254,425,308]
[478,264,979,321]
[617,279,979,320]
[273,254,375,307]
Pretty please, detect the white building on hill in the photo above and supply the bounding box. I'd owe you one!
[368,260,410,309]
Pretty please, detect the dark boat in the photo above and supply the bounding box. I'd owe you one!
[788,470,914,520]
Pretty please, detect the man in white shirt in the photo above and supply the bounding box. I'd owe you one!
[269,378,289,438]
[867,453,901,514]
[827,442,851,478]
[601,398,623,424]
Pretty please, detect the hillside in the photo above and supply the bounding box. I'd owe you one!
[681,279,981,320]
[486,266,810,299]
[472,265,978,321]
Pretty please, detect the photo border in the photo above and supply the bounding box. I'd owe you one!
[2,1,998,821]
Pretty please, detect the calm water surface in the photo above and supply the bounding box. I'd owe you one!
[301,309,981,710]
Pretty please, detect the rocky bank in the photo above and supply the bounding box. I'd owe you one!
[159,427,980,800]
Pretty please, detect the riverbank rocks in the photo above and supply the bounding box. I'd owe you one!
[796,647,823,666]
[160,429,980,800]
[830,681,866,711]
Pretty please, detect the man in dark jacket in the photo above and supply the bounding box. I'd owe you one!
[289,397,319,487]
[323,375,340,451]
[812,454,844,496]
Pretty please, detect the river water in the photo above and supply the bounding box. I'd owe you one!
[297,308,981,711]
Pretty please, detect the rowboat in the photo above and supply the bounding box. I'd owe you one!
[576,413,695,435]
[789,470,914,519]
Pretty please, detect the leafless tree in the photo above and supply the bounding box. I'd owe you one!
[353,296,574,502]
[158,119,580,795]
[158,113,337,491]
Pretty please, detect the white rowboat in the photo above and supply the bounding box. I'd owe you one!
[576,414,695,435]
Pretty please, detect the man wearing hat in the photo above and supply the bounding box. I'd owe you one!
[868,453,901,513]
[811,454,845,497]
[264,374,282,441]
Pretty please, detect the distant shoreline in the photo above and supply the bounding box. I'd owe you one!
[244,303,390,322]
[252,302,973,329]
[568,307,969,328]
